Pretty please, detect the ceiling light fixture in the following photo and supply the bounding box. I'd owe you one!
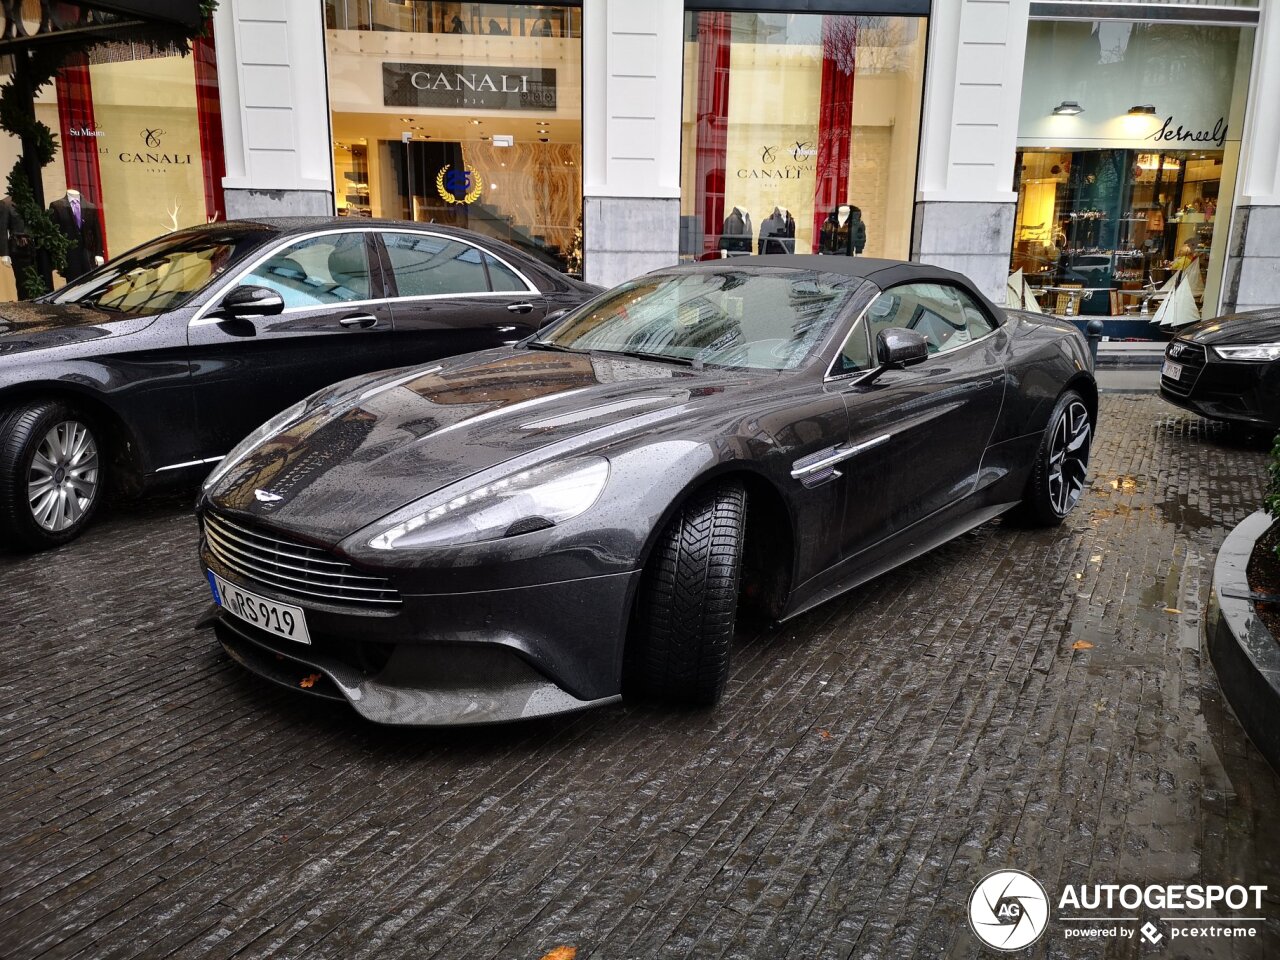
[1051,100,1083,116]
[1128,104,1156,116]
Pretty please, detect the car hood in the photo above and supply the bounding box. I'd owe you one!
[1176,310,1280,346]
[0,301,154,357]
[206,348,759,543]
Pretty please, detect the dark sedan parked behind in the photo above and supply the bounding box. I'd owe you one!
[1160,310,1280,429]
[0,217,598,549]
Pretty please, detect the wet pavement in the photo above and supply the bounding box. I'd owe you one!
[1,395,1278,960]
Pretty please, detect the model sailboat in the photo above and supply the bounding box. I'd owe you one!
[1150,270,1201,329]
[1005,269,1043,313]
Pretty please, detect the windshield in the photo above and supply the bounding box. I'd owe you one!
[535,268,863,370]
[50,230,264,317]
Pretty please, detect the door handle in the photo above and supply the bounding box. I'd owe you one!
[506,302,534,314]
[339,314,378,329]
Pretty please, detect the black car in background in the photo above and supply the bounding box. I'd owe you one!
[198,257,1097,725]
[0,217,599,550]
[1160,311,1280,429]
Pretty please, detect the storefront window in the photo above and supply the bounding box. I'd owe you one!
[324,1,583,275]
[0,38,225,300]
[680,12,926,262]
[1010,19,1254,331]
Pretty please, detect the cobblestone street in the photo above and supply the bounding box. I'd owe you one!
[2,394,1278,959]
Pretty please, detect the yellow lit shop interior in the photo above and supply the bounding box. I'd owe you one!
[325,2,583,273]
[1011,148,1226,320]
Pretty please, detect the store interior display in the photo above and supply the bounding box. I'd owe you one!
[680,11,925,262]
[1010,148,1226,323]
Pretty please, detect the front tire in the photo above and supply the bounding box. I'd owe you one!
[626,481,747,706]
[1017,389,1092,526]
[0,400,104,551]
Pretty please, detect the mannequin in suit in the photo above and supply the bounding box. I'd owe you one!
[758,207,796,254]
[49,189,104,281]
[718,207,752,255]
[0,195,29,270]
[818,203,866,256]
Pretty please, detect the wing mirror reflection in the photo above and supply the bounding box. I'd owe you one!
[861,327,929,384]
[219,284,285,319]
[538,308,569,331]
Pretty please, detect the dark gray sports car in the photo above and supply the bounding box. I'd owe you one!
[196,257,1096,725]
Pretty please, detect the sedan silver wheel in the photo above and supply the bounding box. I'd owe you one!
[1047,400,1090,517]
[27,420,99,532]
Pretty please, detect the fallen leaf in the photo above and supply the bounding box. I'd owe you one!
[539,948,577,960]
[817,729,833,740]
[1072,640,1094,650]
[300,673,322,689]
[1163,607,1182,615]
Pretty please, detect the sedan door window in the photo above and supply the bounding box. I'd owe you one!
[383,232,491,298]
[243,233,372,308]
[484,253,531,292]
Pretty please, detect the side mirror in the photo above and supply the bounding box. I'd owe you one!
[538,308,569,331]
[218,284,284,319]
[876,327,930,368]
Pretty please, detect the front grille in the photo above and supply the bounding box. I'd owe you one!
[1161,339,1207,396]
[203,511,401,609]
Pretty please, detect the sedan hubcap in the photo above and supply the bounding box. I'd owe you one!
[27,420,99,532]
[1047,400,1091,517]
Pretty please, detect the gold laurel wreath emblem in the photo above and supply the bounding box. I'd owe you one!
[436,165,483,205]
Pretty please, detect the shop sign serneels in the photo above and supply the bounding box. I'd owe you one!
[383,62,556,111]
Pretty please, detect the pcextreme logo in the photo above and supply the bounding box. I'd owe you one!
[968,870,1269,951]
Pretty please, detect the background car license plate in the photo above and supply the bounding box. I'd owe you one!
[1162,359,1183,380]
[208,571,311,645]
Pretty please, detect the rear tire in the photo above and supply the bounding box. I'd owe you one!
[0,400,105,551]
[1014,389,1092,527]
[626,481,747,706]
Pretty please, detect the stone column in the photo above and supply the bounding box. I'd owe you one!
[213,0,335,218]
[912,0,1031,302]
[1222,4,1280,315]
[581,0,683,288]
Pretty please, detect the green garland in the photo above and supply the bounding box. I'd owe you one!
[0,2,220,298]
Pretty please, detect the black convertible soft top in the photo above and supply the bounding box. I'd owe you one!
[670,254,1005,314]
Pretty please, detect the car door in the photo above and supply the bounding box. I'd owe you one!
[829,281,1007,558]
[186,230,396,455]
[375,230,547,358]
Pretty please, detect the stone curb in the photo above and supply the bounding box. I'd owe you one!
[1207,509,1280,774]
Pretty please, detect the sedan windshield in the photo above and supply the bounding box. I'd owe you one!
[50,230,264,317]
[536,268,863,371]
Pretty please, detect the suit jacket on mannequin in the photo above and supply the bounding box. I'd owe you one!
[718,207,752,254]
[49,195,103,281]
[819,205,867,256]
[0,196,29,260]
[758,207,796,254]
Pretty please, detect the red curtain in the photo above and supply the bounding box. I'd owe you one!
[194,25,227,223]
[55,54,108,257]
[812,18,856,251]
[693,12,731,259]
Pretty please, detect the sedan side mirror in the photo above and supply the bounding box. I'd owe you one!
[219,284,284,319]
[859,328,930,385]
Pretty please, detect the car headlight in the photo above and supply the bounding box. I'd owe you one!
[201,400,307,492]
[1212,343,1280,361]
[368,457,609,551]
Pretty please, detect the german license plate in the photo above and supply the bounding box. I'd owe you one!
[1162,359,1183,380]
[207,570,311,645]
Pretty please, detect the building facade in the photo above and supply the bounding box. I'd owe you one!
[7,0,1277,328]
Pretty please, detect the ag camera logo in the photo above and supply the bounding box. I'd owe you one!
[969,869,1050,951]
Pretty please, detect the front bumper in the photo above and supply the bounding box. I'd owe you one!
[1159,382,1276,429]
[199,541,639,725]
